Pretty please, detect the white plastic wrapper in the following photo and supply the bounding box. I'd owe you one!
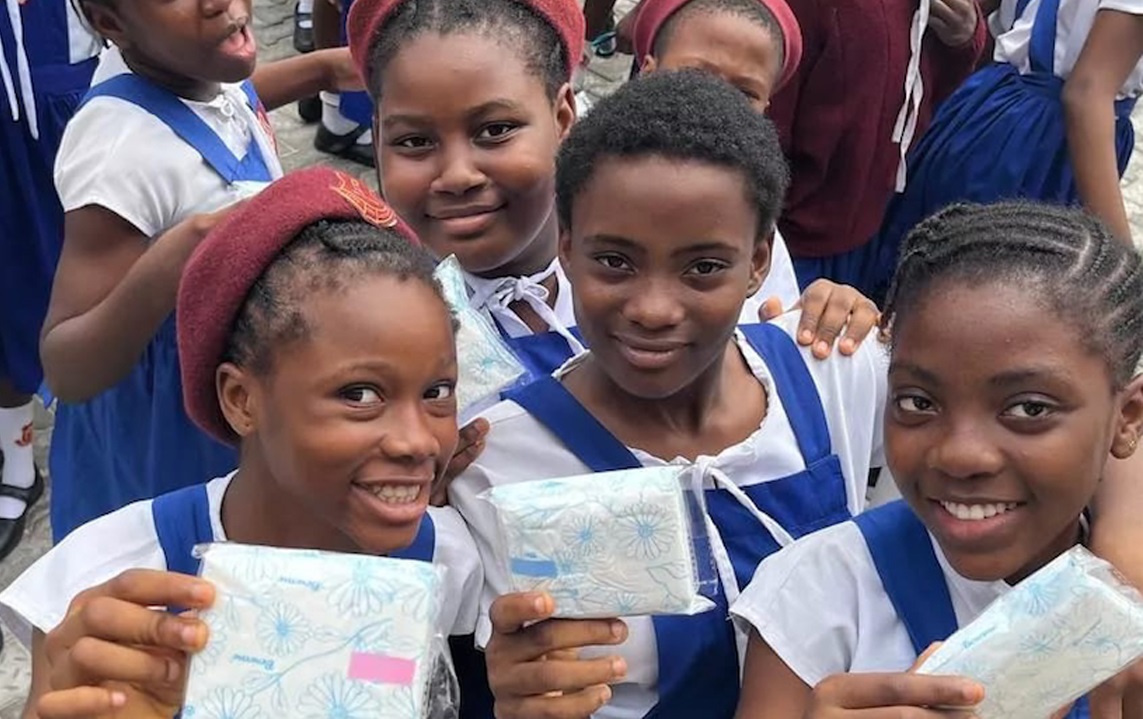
[482,466,719,618]
[433,255,526,421]
[917,546,1143,718]
[184,544,458,719]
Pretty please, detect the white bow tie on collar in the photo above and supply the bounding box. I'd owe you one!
[1,0,38,140]
[466,260,585,354]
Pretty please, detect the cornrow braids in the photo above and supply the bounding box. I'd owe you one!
[556,68,789,242]
[367,0,569,100]
[881,201,1143,388]
[224,219,447,375]
[653,0,785,70]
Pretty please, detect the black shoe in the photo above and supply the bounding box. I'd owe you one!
[0,467,44,562]
[297,95,321,123]
[314,123,376,168]
[293,6,314,53]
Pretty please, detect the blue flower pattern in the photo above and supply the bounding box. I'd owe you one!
[917,547,1143,718]
[489,466,709,618]
[183,544,446,719]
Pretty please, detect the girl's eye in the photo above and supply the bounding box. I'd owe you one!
[595,254,630,271]
[425,383,455,401]
[1004,401,1054,420]
[687,260,727,276]
[393,135,432,150]
[477,123,518,141]
[342,386,382,404]
[894,394,936,414]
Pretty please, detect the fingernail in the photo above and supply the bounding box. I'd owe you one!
[841,339,855,352]
[611,658,627,678]
[815,341,829,355]
[189,582,212,603]
[598,685,613,705]
[533,595,548,614]
[109,692,127,708]
[800,330,813,342]
[180,623,200,647]
[610,621,625,641]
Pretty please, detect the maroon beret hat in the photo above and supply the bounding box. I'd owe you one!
[347,0,586,90]
[631,0,804,93]
[178,167,418,445]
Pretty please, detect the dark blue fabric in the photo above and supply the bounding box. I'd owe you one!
[791,232,887,300]
[500,326,586,384]
[871,0,1136,303]
[0,5,96,393]
[507,324,851,718]
[152,483,214,577]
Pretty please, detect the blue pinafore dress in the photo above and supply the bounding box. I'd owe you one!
[869,0,1138,303]
[0,0,97,394]
[855,501,1090,719]
[49,74,274,542]
[504,323,853,718]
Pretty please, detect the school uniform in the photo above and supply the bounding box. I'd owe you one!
[0,472,483,651]
[450,312,887,719]
[731,500,1090,718]
[873,0,1143,301]
[469,245,802,388]
[0,0,99,395]
[48,47,284,542]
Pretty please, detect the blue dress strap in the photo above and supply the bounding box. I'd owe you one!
[1029,0,1061,76]
[151,484,214,577]
[738,324,832,463]
[81,74,265,183]
[389,513,436,562]
[505,375,642,471]
[853,501,957,655]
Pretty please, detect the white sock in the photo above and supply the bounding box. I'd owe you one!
[0,402,34,521]
[320,92,373,145]
[298,0,314,13]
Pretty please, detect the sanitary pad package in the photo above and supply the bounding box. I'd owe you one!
[434,255,525,421]
[184,544,457,719]
[483,466,718,618]
[917,546,1143,718]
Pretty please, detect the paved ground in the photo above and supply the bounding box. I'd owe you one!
[2,0,1141,714]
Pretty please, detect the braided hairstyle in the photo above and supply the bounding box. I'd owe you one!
[882,202,1143,389]
[556,68,789,242]
[224,220,448,375]
[368,0,568,100]
[654,0,785,70]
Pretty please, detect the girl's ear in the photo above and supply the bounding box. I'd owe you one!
[557,225,574,279]
[554,82,577,142]
[641,54,658,74]
[1111,375,1143,459]
[746,228,774,298]
[84,2,129,48]
[216,362,261,440]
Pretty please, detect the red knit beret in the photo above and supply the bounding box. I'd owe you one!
[631,0,803,93]
[178,167,419,445]
[347,0,586,90]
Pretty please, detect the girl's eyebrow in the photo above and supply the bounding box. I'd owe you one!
[888,361,941,387]
[381,99,525,129]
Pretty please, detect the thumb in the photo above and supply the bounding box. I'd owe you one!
[757,296,786,321]
[909,642,943,673]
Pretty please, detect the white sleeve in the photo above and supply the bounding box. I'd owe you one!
[1099,1,1143,14]
[54,100,190,238]
[730,523,868,688]
[0,501,165,648]
[448,459,508,649]
[428,506,485,637]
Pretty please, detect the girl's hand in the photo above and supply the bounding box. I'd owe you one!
[929,0,978,47]
[431,418,490,506]
[759,280,881,359]
[37,570,215,719]
[1088,657,1143,718]
[486,592,628,719]
[805,673,983,719]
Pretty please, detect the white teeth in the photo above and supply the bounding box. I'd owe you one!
[940,500,1019,521]
[365,484,421,505]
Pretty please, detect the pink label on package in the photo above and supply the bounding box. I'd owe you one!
[348,652,417,686]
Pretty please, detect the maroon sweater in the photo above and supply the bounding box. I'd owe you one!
[769,0,987,258]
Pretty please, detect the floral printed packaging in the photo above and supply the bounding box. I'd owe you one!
[483,466,718,619]
[433,255,525,422]
[917,546,1143,718]
[183,544,455,719]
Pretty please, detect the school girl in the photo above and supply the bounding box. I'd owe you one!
[764,0,985,298]
[732,202,1143,719]
[629,0,803,308]
[0,0,99,559]
[41,0,364,540]
[875,0,1143,289]
[448,70,889,719]
[0,168,484,718]
[344,0,875,387]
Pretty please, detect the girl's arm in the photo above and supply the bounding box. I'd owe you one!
[250,49,364,112]
[1062,9,1143,244]
[735,631,814,719]
[40,205,235,402]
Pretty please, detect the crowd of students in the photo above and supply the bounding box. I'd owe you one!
[1,0,1143,717]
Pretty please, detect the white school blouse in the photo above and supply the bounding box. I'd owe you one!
[0,473,484,649]
[54,46,283,240]
[450,312,888,719]
[990,0,1143,98]
[730,521,1008,687]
